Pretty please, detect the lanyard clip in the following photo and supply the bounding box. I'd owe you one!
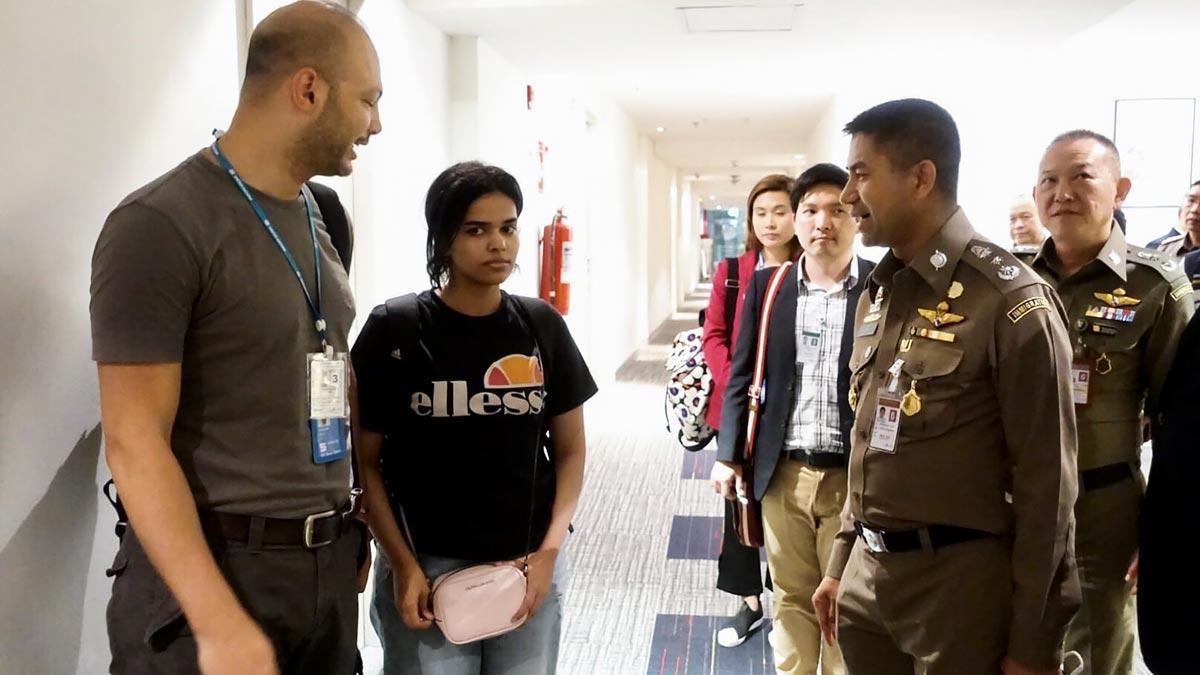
[887,358,905,394]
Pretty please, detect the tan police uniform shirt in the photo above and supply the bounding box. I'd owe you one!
[826,208,1080,666]
[1029,224,1193,470]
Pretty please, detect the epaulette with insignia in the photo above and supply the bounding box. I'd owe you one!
[1128,244,1186,283]
[963,239,1040,290]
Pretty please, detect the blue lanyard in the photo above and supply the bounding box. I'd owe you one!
[210,139,328,351]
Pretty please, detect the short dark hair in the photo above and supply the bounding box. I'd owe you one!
[241,1,361,101]
[424,162,524,288]
[843,98,961,201]
[1047,129,1122,175]
[791,163,849,211]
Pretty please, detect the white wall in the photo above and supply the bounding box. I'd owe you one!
[351,0,452,320]
[645,146,675,329]
[0,0,452,670]
[0,2,242,672]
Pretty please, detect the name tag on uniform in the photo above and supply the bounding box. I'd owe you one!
[308,353,349,464]
[798,330,821,362]
[1070,361,1091,406]
[869,396,902,453]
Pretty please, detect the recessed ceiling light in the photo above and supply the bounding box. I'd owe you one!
[656,126,666,133]
[793,154,804,160]
[680,4,799,33]
[708,194,715,200]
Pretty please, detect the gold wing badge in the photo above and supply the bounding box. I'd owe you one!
[1093,288,1141,307]
[917,301,965,328]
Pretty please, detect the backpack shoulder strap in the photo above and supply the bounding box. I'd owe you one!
[723,256,740,345]
[382,293,424,360]
[306,181,352,273]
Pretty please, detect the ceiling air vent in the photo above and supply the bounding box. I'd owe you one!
[679,4,801,34]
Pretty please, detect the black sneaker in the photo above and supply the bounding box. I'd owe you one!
[716,601,764,648]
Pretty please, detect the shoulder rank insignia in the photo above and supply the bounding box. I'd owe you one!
[1108,250,1122,266]
[917,301,965,328]
[1094,287,1140,307]
[1136,251,1160,261]
[970,244,993,259]
[1162,259,1178,272]
[997,266,1019,281]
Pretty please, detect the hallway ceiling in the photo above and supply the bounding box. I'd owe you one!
[407,0,1141,204]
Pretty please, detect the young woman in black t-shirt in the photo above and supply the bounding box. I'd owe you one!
[352,162,597,674]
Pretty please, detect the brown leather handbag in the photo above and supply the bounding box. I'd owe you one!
[733,261,794,547]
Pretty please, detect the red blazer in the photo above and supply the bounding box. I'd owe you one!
[701,250,760,430]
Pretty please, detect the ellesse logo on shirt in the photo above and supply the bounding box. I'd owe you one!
[411,354,546,417]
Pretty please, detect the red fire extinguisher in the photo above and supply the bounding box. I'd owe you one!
[539,209,572,315]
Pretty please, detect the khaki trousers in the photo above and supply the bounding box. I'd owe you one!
[836,535,1013,675]
[761,459,847,675]
[1065,476,1141,675]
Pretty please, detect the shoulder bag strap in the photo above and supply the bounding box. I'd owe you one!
[723,256,740,347]
[382,294,425,557]
[743,261,793,463]
[508,296,550,571]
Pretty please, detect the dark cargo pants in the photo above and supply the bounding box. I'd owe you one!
[106,525,361,674]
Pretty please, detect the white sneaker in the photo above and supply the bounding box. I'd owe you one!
[715,602,765,648]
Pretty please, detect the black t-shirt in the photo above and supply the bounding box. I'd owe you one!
[352,291,598,561]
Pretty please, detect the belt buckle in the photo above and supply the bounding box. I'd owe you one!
[860,526,889,554]
[303,509,339,549]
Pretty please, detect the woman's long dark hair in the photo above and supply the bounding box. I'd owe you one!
[424,161,524,288]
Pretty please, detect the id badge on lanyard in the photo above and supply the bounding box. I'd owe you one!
[869,359,905,453]
[212,136,349,465]
[309,352,350,464]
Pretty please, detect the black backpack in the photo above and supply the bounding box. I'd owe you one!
[306,181,352,273]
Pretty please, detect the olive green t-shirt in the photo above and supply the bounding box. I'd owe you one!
[90,150,355,517]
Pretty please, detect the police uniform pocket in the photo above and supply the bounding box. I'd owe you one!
[898,340,964,438]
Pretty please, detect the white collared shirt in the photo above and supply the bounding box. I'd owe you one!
[785,256,860,453]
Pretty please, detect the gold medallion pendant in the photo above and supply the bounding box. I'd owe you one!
[901,380,922,416]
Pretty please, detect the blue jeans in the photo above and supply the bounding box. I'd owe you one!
[371,552,565,675]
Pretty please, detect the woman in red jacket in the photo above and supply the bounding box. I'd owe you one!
[702,173,800,648]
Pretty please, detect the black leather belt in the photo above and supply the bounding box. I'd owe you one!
[1080,462,1134,492]
[782,449,846,469]
[200,506,354,549]
[855,521,992,554]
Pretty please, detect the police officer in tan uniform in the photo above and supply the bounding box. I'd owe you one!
[1027,130,1193,675]
[811,99,1081,675]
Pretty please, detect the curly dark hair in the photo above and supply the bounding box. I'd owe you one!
[423,161,524,288]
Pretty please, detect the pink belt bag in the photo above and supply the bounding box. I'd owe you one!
[428,561,530,644]
[395,298,547,645]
